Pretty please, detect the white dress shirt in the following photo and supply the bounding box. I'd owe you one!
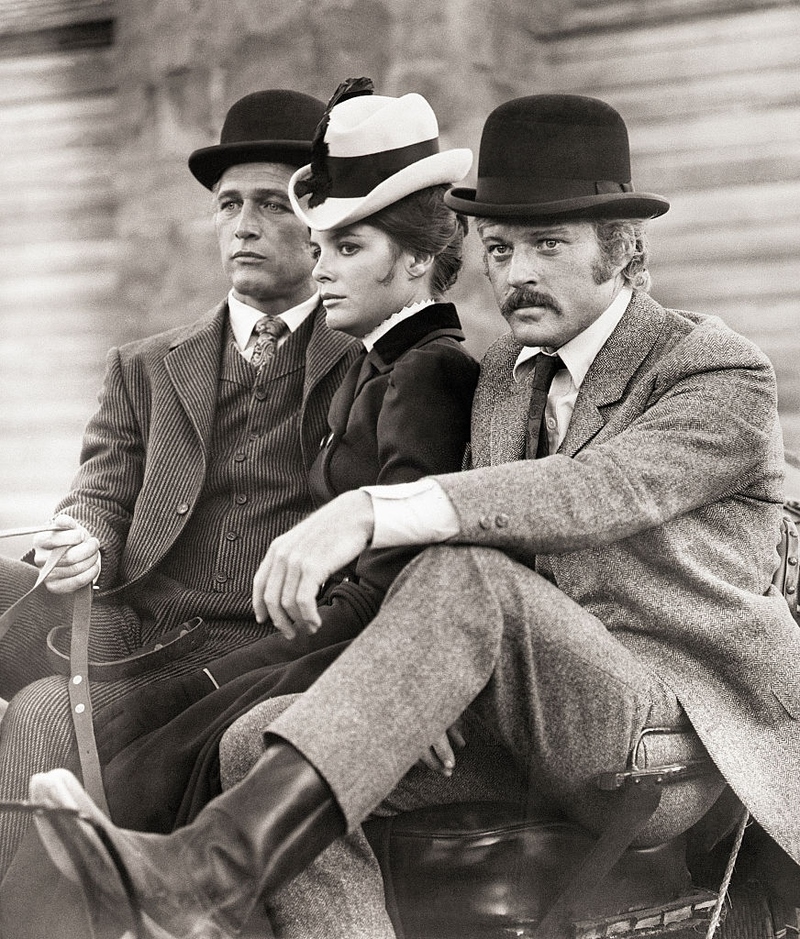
[364,287,633,549]
[227,290,319,359]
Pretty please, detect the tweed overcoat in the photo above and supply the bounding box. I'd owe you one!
[435,290,800,864]
[54,300,359,595]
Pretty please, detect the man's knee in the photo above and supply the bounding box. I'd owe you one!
[4,677,70,724]
[219,694,301,790]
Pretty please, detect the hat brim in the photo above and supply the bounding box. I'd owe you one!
[444,187,670,220]
[189,140,314,189]
[290,149,473,230]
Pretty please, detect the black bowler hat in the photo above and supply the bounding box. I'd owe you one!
[445,94,669,220]
[188,90,326,189]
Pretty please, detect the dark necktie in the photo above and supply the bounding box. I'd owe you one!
[525,353,564,459]
[251,315,289,371]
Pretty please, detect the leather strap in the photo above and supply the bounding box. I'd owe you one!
[532,778,663,936]
[45,617,206,681]
[66,584,110,814]
[0,530,65,645]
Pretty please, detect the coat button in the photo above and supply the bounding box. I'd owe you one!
[235,494,248,505]
[479,516,492,530]
[234,452,247,462]
[176,502,190,515]
[495,513,509,528]
[214,572,228,584]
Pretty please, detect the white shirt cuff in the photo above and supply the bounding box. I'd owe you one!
[362,478,461,549]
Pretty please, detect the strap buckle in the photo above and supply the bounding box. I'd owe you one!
[596,726,714,791]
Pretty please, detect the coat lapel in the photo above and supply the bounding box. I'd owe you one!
[560,292,668,457]
[164,302,228,452]
[470,335,528,468]
[491,364,533,465]
[303,303,360,402]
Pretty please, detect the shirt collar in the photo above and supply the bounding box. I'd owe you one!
[362,299,436,351]
[227,290,319,351]
[512,286,632,387]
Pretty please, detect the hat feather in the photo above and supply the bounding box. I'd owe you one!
[295,76,375,208]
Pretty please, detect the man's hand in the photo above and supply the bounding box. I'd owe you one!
[32,515,101,594]
[252,490,375,639]
[418,720,466,777]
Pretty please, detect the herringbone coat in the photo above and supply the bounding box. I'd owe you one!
[436,291,800,864]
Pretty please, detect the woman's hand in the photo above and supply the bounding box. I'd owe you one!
[252,491,375,639]
[418,720,466,777]
[32,515,100,594]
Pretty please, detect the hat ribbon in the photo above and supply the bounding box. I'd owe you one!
[476,175,634,204]
[325,137,440,199]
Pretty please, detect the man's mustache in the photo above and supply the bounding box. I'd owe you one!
[500,288,561,318]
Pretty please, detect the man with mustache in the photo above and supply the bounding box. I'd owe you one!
[0,88,360,878]
[29,94,800,938]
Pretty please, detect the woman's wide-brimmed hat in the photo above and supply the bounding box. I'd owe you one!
[445,94,669,220]
[289,85,473,230]
[188,90,326,190]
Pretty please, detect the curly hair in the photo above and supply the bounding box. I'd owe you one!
[591,219,651,292]
[365,185,468,296]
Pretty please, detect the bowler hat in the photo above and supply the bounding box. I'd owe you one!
[188,90,326,189]
[289,83,472,231]
[445,94,669,220]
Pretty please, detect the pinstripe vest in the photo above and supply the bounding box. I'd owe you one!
[139,316,315,625]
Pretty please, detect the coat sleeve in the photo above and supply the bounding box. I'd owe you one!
[435,330,783,567]
[355,342,479,589]
[54,347,149,587]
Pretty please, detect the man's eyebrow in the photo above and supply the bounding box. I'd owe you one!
[215,186,289,200]
[479,223,574,239]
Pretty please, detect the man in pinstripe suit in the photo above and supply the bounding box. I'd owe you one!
[0,88,360,877]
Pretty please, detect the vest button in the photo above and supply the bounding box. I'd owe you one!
[214,572,228,584]
[254,388,267,401]
[176,502,190,515]
[235,494,248,505]
[234,452,247,462]
[225,531,239,542]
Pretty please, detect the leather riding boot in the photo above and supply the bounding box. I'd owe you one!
[31,739,346,939]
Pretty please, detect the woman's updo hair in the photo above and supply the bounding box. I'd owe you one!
[366,184,468,296]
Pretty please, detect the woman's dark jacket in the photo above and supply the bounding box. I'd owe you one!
[94,302,478,832]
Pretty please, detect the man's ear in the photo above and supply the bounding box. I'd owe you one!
[405,251,435,279]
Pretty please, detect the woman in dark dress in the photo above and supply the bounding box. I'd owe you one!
[86,81,479,834]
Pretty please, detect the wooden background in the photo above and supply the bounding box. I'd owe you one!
[1,0,798,557]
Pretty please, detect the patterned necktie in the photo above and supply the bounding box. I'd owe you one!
[525,353,564,459]
[251,315,289,371]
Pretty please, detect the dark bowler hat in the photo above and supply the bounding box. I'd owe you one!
[445,94,669,220]
[188,89,326,189]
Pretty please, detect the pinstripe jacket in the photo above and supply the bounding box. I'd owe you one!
[436,290,800,864]
[55,299,358,594]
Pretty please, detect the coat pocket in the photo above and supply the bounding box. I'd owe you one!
[770,685,800,721]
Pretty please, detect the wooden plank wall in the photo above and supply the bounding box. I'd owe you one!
[0,37,120,556]
[539,2,800,459]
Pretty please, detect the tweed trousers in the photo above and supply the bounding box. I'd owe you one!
[0,557,270,878]
[256,544,725,845]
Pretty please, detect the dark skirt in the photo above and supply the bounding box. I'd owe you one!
[94,580,382,833]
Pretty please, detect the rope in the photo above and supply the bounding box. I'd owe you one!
[705,809,750,939]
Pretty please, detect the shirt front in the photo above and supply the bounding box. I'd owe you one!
[512,286,631,453]
[227,290,319,360]
[365,287,633,549]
